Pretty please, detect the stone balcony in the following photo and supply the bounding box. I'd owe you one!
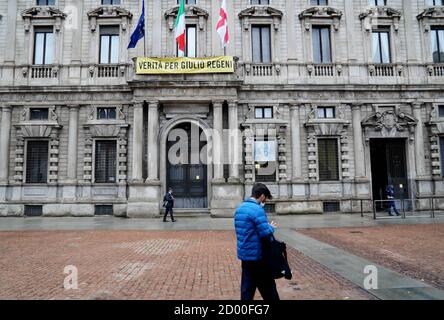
[0,61,443,87]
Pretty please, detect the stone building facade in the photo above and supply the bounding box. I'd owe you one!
[0,0,444,217]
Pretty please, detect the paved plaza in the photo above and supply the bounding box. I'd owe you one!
[0,214,443,300]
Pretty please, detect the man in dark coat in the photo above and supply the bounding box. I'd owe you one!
[234,183,279,301]
[163,187,176,222]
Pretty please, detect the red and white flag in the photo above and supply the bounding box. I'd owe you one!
[216,0,229,49]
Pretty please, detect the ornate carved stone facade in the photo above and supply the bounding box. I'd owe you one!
[0,1,444,217]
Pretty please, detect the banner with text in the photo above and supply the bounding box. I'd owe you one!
[136,56,235,74]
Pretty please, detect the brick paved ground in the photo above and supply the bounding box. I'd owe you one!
[0,230,373,300]
[298,224,444,291]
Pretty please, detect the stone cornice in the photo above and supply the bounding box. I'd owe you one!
[359,6,402,20]
[299,6,343,20]
[21,6,66,32]
[164,5,209,19]
[164,5,209,30]
[238,6,283,20]
[417,6,444,20]
[87,6,133,31]
[298,6,342,31]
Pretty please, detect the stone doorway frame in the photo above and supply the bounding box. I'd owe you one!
[159,116,213,209]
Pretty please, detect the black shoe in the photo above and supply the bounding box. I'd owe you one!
[163,219,168,222]
[172,219,177,222]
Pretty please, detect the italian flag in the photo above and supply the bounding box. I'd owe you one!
[174,0,186,57]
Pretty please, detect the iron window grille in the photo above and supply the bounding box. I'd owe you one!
[26,141,49,184]
[94,140,117,183]
[318,138,339,181]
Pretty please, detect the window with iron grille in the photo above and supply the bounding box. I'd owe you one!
[323,201,340,213]
[97,107,116,120]
[24,205,43,216]
[30,108,49,121]
[95,140,117,183]
[26,141,49,183]
[318,138,339,181]
[95,205,113,216]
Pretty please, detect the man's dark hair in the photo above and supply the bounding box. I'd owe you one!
[251,183,272,200]
[168,186,173,191]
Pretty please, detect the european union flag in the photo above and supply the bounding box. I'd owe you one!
[128,0,145,49]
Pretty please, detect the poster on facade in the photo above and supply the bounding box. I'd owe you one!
[254,141,276,162]
[136,56,235,74]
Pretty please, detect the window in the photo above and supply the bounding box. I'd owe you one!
[252,25,271,63]
[95,140,117,183]
[102,0,121,4]
[312,26,331,64]
[428,0,444,6]
[439,105,444,117]
[372,29,391,63]
[24,205,43,217]
[185,25,197,58]
[37,0,55,5]
[99,26,119,64]
[317,107,335,119]
[251,0,270,4]
[255,107,273,119]
[318,138,339,181]
[254,139,277,182]
[95,205,113,216]
[177,0,197,4]
[26,141,48,184]
[431,28,444,63]
[34,27,54,65]
[30,108,49,121]
[97,107,117,120]
[310,0,328,5]
[441,137,444,178]
[369,0,386,5]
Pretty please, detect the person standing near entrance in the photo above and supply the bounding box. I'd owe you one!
[234,183,280,301]
[163,187,177,222]
[386,184,401,217]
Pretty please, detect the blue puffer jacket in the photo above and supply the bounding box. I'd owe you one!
[234,198,275,261]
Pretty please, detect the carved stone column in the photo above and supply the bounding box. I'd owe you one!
[228,101,240,181]
[412,102,426,177]
[147,101,159,182]
[212,101,224,182]
[66,106,79,182]
[0,106,12,182]
[290,105,302,180]
[131,103,144,182]
[352,104,366,178]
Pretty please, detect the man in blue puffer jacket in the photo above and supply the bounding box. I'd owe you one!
[234,183,279,301]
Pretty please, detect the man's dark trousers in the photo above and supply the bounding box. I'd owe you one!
[164,206,174,221]
[241,260,280,301]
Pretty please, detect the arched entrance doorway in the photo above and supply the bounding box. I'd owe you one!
[164,121,209,208]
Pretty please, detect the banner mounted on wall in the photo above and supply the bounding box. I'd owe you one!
[254,141,276,162]
[135,56,235,74]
